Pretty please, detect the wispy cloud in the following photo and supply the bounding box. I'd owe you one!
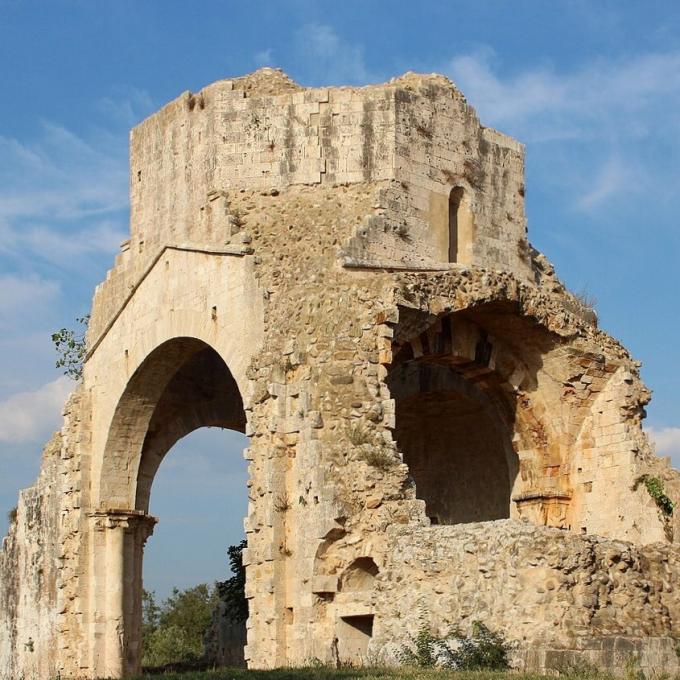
[295,24,373,86]
[0,89,152,271]
[447,49,680,140]
[0,274,62,338]
[0,274,59,317]
[0,122,127,225]
[95,87,154,127]
[576,155,638,210]
[254,48,274,67]
[647,427,680,464]
[446,49,680,212]
[0,91,147,416]
[0,376,72,445]
[0,220,126,265]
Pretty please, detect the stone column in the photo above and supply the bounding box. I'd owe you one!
[89,510,156,678]
[127,512,157,675]
[105,514,126,678]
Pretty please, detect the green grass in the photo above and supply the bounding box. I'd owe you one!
[128,667,624,680]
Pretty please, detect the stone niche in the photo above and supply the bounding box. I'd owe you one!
[1,68,679,678]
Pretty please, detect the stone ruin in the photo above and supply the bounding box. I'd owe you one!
[2,68,680,678]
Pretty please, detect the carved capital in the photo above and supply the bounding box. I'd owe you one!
[88,508,158,539]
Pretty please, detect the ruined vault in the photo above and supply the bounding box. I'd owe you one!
[2,69,680,677]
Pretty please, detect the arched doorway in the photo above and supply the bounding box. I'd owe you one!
[387,311,521,526]
[95,337,249,676]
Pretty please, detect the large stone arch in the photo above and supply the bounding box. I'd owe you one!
[84,246,263,516]
[88,336,251,677]
[74,245,266,678]
[98,336,245,512]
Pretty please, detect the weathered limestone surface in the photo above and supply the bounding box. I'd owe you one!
[376,521,680,672]
[1,68,679,678]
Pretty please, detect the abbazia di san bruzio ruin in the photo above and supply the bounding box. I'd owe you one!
[2,68,680,678]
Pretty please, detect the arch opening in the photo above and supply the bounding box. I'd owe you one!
[447,186,473,264]
[389,361,518,525]
[99,337,250,675]
[135,343,246,513]
[143,427,249,669]
[339,557,379,593]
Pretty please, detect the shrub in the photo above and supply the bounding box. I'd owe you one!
[347,422,373,446]
[574,287,598,313]
[399,619,511,670]
[273,493,291,513]
[450,621,511,670]
[347,423,398,471]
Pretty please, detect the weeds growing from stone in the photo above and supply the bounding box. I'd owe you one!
[633,474,675,516]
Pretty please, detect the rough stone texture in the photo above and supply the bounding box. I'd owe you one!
[376,521,680,673]
[1,68,679,678]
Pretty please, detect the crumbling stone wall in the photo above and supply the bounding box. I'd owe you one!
[1,433,70,677]
[1,69,679,679]
[376,520,680,673]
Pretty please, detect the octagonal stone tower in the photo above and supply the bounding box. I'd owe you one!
[3,69,680,678]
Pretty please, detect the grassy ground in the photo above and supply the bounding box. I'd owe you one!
[129,668,630,680]
[133,672,537,680]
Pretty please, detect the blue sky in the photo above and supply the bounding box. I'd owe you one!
[1,0,679,598]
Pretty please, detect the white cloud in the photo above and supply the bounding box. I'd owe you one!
[254,48,274,67]
[0,274,60,316]
[0,122,128,224]
[577,155,636,210]
[95,87,154,127]
[0,111,134,271]
[444,49,680,213]
[0,273,62,339]
[0,376,72,445]
[647,427,680,462]
[447,49,680,139]
[5,220,126,263]
[295,24,373,86]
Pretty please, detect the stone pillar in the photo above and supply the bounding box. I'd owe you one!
[89,510,156,678]
[106,515,126,678]
[127,512,156,675]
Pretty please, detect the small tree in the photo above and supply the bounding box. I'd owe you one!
[142,589,160,642]
[217,539,248,623]
[51,315,89,380]
[142,584,219,668]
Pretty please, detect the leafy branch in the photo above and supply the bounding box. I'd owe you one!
[51,315,89,381]
[216,539,248,623]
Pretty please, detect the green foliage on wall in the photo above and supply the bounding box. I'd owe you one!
[633,474,674,517]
